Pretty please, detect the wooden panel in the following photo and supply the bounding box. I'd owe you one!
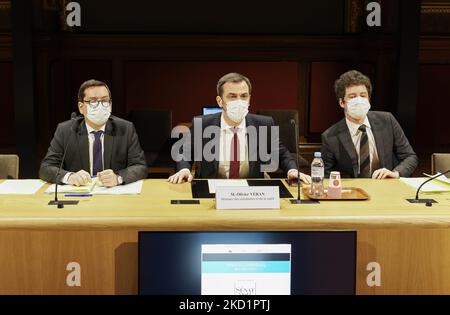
[124,61,299,126]
[0,231,138,294]
[416,64,450,146]
[357,229,450,294]
[0,62,14,147]
[74,0,345,34]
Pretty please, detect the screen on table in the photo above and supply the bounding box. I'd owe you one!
[139,231,356,295]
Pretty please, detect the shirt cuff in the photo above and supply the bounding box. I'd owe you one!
[117,175,124,185]
[287,169,299,177]
[62,172,72,184]
[179,168,191,174]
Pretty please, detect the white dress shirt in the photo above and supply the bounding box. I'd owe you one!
[217,114,250,179]
[345,116,380,175]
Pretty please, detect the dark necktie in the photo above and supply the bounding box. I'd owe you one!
[229,127,240,179]
[92,130,104,176]
[358,125,371,178]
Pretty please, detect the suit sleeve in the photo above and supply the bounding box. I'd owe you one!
[175,118,195,172]
[116,124,148,184]
[389,113,418,177]
[39,123,70,184]
[321,132,336,178]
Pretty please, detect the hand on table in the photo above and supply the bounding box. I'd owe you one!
[372,168,400,180]
[168,169,193,184]
[287,169,312,185]
[97,169,119,187]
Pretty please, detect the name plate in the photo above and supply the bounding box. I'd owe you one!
[215,186,280,210]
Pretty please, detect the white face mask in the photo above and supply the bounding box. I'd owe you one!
[345,96,370,120]
[224,99,249,123]
[86,105,111,126]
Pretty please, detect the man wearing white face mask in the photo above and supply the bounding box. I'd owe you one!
[169,72,311,184]
[40,79,147,187]
[321,70,418,179]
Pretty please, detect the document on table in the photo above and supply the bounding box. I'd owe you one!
[91,180,143,195]
[0,180,46,195]
[400,177,450,193]
[423,172,450,185]
[45,180,143,195]
[207,179,248,194]
[44,178,99,194]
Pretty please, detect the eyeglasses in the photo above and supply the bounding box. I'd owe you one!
[83,99,112,109]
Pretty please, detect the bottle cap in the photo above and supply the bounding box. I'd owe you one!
[314,152,321,158]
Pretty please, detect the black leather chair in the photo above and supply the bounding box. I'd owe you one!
[128,109,175,178]
[257,109,309,176]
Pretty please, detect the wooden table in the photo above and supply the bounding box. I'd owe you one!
[0,178,449,294]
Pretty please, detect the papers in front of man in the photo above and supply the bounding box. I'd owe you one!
[45,177,100,194]
[45,179,143,195]
[207,179,248,194]
[400,176,450,193]
[0,179,46,195]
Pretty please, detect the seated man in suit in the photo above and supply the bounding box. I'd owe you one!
[321,70,418,179]
[40,79,147,187]
[168,72,311,184]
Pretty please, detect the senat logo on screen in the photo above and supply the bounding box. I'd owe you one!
[234,280,256,295]
[367,2,381,27]
[66,2,81,27]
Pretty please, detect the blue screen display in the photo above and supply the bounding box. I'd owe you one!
[202,107,223,115]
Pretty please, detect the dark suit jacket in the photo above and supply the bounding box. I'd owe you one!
[176,113,297,178]
[39,115,148,184]
[320,111,418,178]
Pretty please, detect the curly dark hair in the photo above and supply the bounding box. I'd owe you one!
[334,70,372,100]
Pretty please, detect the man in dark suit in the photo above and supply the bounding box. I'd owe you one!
[321,70,418,179]
[40,79,147,187]
[168,72,311,184]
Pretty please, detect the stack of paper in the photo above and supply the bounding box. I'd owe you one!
[45,180,143,195]
[44,177,100,194]
[423,172,450,184]
[400,177,450,193]
[0,180,46,195]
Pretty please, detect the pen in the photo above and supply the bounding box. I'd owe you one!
[64,194,93,197]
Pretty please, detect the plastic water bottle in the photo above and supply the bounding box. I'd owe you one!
[311,152,324,196]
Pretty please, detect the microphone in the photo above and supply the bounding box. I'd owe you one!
[406,169,450,206]
[289,119,301,204]
[289,119,316,204]
[48,112,80,208]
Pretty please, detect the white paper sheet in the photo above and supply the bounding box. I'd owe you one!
[46,180,143,195]
[207,179,248,194]
[91,180,143,195]
[400,177,450,193]
[423,173,450,185]
[0,180,46,195]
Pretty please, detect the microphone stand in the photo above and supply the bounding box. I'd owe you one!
[48,113,80,208]
[289,119,318,204]
[406,169,450,207]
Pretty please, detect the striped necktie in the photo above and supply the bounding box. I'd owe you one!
[358,125,371,178]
